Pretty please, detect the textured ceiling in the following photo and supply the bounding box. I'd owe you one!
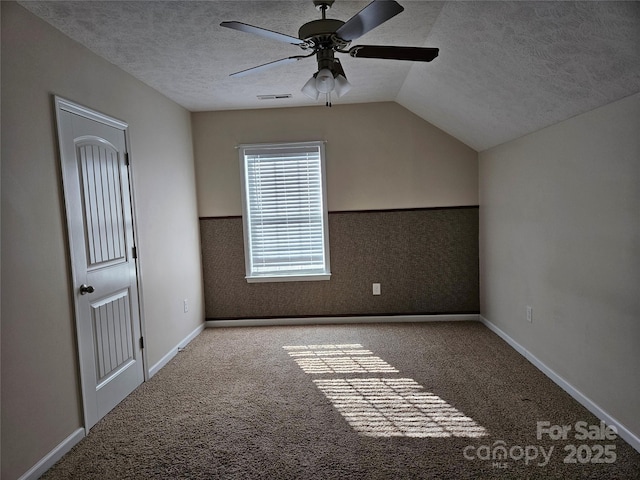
[19,1,640,151]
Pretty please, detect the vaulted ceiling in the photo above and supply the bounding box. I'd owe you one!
[19,1,640,151]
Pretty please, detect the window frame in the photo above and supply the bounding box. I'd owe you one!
[238,141,331,283]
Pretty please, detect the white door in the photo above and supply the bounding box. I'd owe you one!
[55,97,144,430]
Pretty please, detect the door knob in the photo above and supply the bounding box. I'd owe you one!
[79,284,95,295]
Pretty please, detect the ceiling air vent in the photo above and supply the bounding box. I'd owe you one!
[257,94,292,100]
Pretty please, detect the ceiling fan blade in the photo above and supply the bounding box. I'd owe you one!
[221,21,306,46]
[230,56,306,78]
[335,0,404,42]
[348,45,439,62]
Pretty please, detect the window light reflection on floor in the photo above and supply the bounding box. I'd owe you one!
[283,344,398,374]
[314,378,487,438]
[283,344,488,439]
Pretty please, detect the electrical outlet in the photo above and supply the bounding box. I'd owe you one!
[526,306,532,323]
[183,299,189,313]
[373,283,381,296]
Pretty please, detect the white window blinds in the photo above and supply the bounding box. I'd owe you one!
[239,141,331,282]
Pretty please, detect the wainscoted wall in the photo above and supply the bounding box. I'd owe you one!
[201,207,478,320]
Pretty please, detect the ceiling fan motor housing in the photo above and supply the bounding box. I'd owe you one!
[298,19,346,44]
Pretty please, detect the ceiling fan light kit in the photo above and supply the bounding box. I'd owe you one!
[315,69,334,93]
[221,0,439,106]
[333,74,352,97]
[301,68,352,106]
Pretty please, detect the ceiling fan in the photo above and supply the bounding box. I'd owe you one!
[221,0,439,106]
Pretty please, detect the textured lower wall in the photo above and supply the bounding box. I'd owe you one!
[201,207,479,319]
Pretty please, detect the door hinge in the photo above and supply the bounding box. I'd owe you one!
[124,152,130,166]
[132,246,138,259]
[139,337,144,349]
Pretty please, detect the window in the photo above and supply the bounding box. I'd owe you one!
[239,141,331,282]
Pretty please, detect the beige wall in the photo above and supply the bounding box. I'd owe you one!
[192,102,478,217]
[1,3,204,479]
[479,93,640,439]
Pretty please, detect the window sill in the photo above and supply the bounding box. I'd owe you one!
[246,273,331,283]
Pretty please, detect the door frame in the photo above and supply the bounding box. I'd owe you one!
[54,95,149,430]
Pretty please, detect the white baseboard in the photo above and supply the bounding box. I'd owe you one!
[20,324,205,479]
[480,315,640,454]
[206,313,479,328]
[18,427,85,480]
[148,323,205,378]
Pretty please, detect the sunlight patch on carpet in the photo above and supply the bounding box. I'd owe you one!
[283,344,488,438]
[283,344,398,373]
[313,378,487,438]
